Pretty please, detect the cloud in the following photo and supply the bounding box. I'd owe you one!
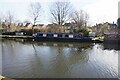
[82,0,119,25]
[0,0,119,25]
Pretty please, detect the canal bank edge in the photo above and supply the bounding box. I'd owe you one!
[0,75,15,80]
[0,75,5,80]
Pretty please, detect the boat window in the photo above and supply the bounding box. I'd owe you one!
[65,34,69,38]
[69,35,73,38]
[39,34,43,37]
[54,34,58,37]
[78,34,82,37]
[47,34,53,37]
[43,34,47,37]
[74,34,82,38]
[58,34,62,37]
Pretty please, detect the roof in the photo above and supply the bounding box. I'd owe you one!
[36,32,83,35]
[64,23,72,26]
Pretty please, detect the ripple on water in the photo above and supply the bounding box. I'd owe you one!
[1,40,119,78]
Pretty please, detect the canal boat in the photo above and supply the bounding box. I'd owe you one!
[34,32,92,42]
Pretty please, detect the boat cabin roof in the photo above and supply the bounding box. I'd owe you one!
[35,32,83,35]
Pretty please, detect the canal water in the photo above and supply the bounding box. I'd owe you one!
[1,39,119,78]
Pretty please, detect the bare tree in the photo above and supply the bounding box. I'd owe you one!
[5,11,15,32]
[70,10,89,29]
[29,2,41,26]
[0,17,2,32]
[0,16,2,27]
[0,14,6,32]
[5,11,14,25]
[50,1,71,25]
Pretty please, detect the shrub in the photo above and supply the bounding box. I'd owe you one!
[72,28,89,36]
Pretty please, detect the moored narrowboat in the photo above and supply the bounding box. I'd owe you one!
[34,32,92,42]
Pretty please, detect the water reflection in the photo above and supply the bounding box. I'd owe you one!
[104,43,120,50]
[1,39,119,78]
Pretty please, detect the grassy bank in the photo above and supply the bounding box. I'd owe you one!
[0,35,33,39]
[0,35,104,43]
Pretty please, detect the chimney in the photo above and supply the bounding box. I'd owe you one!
[113,21,114,24]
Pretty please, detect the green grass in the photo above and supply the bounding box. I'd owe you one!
[0,35,33,38]
[92,36,104,41]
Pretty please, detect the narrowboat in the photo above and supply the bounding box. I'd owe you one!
[33,32,92,42]
[104,33,120,44]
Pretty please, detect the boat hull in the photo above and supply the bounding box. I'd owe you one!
[34,37,92,42]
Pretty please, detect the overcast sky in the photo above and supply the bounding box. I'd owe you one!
[0,0,119,26]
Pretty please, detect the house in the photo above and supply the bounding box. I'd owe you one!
[17,23,23,27]
[24,23,31,27]
[37,24,44,27]
[63,23,73,33]
[47,23,57,27]
[92,22,117,36]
